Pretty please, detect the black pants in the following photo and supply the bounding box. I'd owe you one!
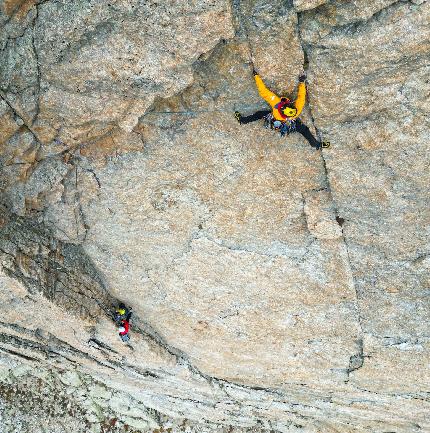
[240,110,271,124]
[240,110,320,149]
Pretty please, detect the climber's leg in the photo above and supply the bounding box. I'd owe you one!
[295,119,321,149]
[235,110,271,124]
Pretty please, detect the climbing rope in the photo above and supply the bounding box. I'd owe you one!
[143,105,265,116]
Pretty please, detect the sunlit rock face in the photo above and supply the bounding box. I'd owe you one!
[1,1,429,433]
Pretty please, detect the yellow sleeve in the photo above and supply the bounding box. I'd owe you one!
[254,74,280,107]
[294,82,306,116]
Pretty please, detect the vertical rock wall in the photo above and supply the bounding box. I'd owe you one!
[300,0,430,395]
[1,0,429,432]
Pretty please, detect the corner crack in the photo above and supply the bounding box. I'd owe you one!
[297,11,365,339]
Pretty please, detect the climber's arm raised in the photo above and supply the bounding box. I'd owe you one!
[254,73,280,107]
[294,75,307,117]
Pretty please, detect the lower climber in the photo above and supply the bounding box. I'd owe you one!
[114,303,132,323]
[118,319,130,342]
[235,69,329,150]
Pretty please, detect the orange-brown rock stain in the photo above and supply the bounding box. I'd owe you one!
[24,196,44,212]
[0,111,20,146]
[3,0,37,19]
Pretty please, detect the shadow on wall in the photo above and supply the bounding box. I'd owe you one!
[0,206,115,320]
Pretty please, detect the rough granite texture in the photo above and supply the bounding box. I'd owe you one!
[0,0,429,432]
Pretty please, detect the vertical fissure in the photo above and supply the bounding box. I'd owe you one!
[231,0,254,66]
[296,11,366,339]
[31,3,41,126]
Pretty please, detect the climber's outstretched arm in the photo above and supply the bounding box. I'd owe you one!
[254,74,279,107]
[294,81,307,117]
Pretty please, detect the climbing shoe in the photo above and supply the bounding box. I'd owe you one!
[315,141,330,150]
[234,111,242,124]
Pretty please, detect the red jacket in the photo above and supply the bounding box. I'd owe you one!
[119,320,130,335]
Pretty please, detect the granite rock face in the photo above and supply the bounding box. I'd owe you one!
[293,0,328,12]
[1,1,429,432]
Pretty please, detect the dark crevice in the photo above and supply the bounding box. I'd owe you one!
[336,216,345,227]
[296,12,322,141]
[86,168,101,188]
[1,26,30,53]
[0,325,118,371]
[231,0,254,63]
[87,338,119,354]
[0,345,40,361]
[297,10,365,339]
[72,165,89,242]
[345,339,365,381]
[30,3,41,126]
[1,4,41,132]
[0,93,42,144]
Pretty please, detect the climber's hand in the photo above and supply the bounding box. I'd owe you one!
[299,73,306,82]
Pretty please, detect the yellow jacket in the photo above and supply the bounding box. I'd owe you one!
[254,74,306,121]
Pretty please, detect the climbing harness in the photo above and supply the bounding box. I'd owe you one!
[264,113,297,136]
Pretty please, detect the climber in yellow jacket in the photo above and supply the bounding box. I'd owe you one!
[235,69,328,150]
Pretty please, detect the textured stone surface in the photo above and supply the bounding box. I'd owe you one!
[81,38,359,387]
[1,0,430,432]
[1,0,234,145]
[0,264,429,431]
[305,0,430,339]
[293,0,327,12]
